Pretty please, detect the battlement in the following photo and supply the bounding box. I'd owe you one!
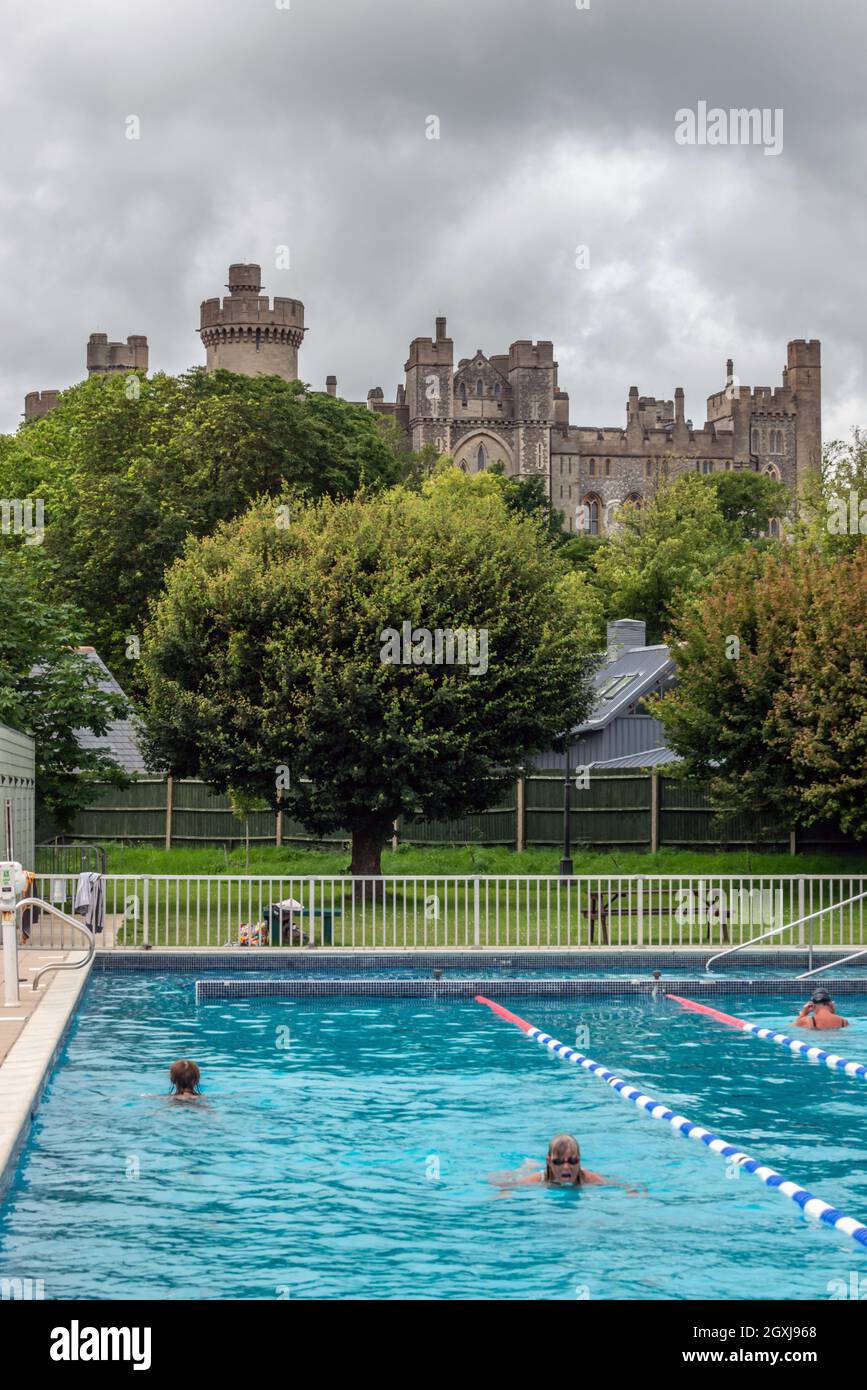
[23,390,60,421]
[788,338,821,368]
[200,294,304,330]
[706,384,794,415]
[508,340,554,369]
[86,333,149,375]
[404,335,454,369]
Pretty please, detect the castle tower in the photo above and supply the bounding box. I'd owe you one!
[404,315,454,453]
[786,339,822,483]
[199,263,305,381]
[87,333,149,375]
[508,340,555,477]
[23,390,61,422]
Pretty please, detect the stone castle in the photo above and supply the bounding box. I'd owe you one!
[25,261,821,531]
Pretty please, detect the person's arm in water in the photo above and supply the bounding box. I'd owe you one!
[794,1003,814,1028]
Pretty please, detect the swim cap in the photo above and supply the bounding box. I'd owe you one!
[811,988,832,1005]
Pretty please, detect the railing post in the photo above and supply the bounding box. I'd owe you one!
[637,877,644,947]
[798,876,805,947]
[143,878,150,947]
[473,877,480,948]
[2,915,19,1006]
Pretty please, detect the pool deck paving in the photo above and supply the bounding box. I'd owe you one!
[0,943,91,1198]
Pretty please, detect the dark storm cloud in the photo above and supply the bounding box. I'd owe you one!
[0,0,864,436]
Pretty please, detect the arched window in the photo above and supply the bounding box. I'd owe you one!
[770,429,783,453]
[588,458,596,477]
[626,493,642,509]
[763,461,781,481]
[459,383,467,405]
[751,428,759,453]
[476,444,486,472]
[582,494,602,536]
[476,379,484,397]
[605,459,611,477]
[702,460,713,474]
[768,517,780,538]
[494,383,501,398]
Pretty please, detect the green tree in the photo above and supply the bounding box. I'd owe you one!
[703,469,790,540]
[653,543,867,839]
[0,551,128,836]
[799,431,867,558]
[0,369,411,678]
[592,473,738,641]
[140,468,600,877]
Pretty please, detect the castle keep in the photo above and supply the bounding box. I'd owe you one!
[25,261,821,529]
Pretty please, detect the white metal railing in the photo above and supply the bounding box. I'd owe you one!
[19,873,867,951]
[708,888,867,974]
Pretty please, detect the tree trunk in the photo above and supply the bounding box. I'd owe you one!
[350,819,390,902]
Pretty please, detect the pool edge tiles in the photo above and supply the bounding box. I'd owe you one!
[0,959,94,1203]
[96,947,857,973]
[195,976,867,1001]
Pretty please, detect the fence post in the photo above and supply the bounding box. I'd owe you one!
[276,792,283,848]
[165,776,173,852]
[473,877,480,947]
[143,878,150,947]
[516,777,525,853]
[798,876,805,947]
[650,773,659,853]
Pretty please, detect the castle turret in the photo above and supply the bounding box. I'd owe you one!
[786,339,821,481]
[23,390,61,422]
[87,333,149,375]
[199,262,305,381]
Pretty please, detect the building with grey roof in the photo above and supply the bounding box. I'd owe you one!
[74,648,149,776]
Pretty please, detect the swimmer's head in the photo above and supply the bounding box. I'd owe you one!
[169,1059,201,1094]
[545,1133,582,1186]
[811,989,833,1006]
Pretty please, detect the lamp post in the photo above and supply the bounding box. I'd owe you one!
[560,747,573,878]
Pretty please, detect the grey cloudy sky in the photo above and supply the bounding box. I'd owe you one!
[1,0,865,439]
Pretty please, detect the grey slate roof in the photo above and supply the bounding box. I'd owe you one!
[575,642,676,734]
[74,648,150,775]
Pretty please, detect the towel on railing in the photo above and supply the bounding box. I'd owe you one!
[73,871,104,934]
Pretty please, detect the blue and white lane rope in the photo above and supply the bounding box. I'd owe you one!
[475,995,867,1249]
[667,994,867,1082]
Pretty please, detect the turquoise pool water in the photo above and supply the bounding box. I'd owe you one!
[2,975,867,1300]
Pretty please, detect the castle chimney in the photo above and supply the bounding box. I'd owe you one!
[435,316,447,341]
[326,375,337,397]
[627,385,639,420]
[726,358,734,381]
[675,386,685,424]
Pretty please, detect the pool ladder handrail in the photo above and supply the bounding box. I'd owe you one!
[706,886,867,975]
[16,897,96,990]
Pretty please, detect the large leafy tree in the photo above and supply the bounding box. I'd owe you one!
[0,369,409,678]
[140,468,600,876]
[591,471,789,642]
[0,552,128,836]
[653,543,867,838]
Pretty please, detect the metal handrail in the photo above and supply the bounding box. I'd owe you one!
[796,946,867,981]
[16,898,95,990]
[706,887,867,973]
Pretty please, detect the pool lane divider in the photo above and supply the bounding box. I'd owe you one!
[667,994,867,1082]
[474,994,867,1250]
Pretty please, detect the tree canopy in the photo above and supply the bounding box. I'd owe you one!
[0,550,128,835]
[140,468,601,875]
[0,369,409,678]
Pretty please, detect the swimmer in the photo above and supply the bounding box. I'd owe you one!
[794,989,849,1031]
[169,1059,203,1100]
[491,1133,642,1192]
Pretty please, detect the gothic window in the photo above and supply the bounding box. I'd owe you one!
[702,460,713,474]
[770,429,783,453]
[588,458,596,477]
[494,383,501,398]
[477,444,487,471]
[583,494,602,536]
[605,459,611,477]
[626,493,642,509]
[763,461,781,481]
[751,428,759,453]
[459,383,467,406]
[476,379,484,397]
[768,517,781,538]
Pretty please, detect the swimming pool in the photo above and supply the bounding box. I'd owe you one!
[2,972,866,1300]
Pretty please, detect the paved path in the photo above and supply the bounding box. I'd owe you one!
[0,942,77,1064]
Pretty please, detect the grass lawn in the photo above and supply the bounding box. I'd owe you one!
[33,842,867,949]
[89,842,867,878]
